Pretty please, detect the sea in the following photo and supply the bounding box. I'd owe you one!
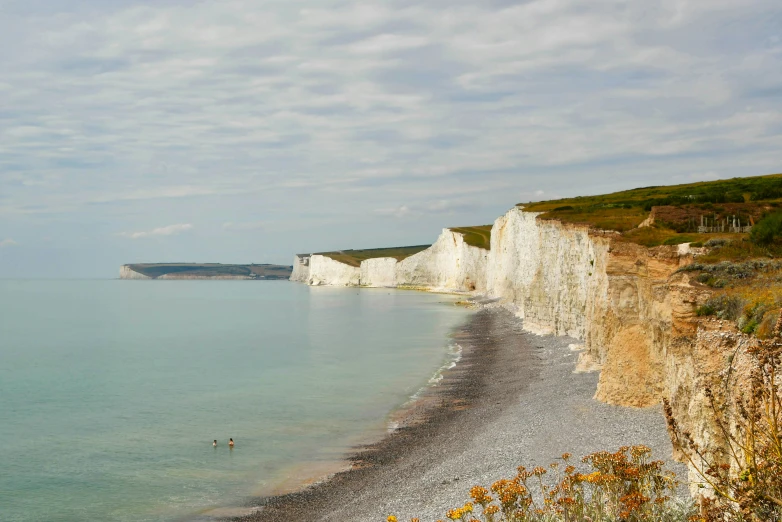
[0,280,470,522]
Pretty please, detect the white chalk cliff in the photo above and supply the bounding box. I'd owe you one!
[292,228,488,290]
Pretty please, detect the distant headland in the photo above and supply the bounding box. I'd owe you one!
[119,263,292,280]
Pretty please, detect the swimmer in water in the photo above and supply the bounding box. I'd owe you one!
[213,440,217,447]
[229,438,234,448]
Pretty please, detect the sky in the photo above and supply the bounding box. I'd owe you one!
[1,0,781,278]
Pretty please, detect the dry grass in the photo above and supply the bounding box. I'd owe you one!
[318,245,431,267]
[619,228,712,247]
[519,173,782,248]
[449,226,493,250]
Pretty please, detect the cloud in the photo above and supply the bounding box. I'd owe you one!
[0,239,18,247]
[119,223,192,239]
[1,0,781,276]
[376,205,413,219]
[375,199,473,219]
[222,221,266,231]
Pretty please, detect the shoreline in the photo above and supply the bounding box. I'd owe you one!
[225,307,687,522]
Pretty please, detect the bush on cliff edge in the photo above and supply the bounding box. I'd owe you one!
[750,211,782,246]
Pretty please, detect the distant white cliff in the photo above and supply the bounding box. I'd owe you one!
[291,228,488,290]
[120,265,152,280]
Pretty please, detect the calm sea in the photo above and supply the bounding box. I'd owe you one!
[0,280,469,522]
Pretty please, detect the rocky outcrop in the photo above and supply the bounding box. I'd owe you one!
[120,265,151,279]
[291,255,311,283]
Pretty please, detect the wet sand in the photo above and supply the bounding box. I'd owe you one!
[229,307,685,522]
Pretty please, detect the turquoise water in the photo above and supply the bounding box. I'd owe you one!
[0,280,469,522]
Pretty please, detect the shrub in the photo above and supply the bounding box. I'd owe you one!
[696,295,746,320]
[393,447,692,522]
[750,211,782,246]
[697,304,716,316]
[704,238,729,248]
[756,311,780,339]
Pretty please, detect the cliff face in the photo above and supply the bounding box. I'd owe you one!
[291,255,311,283]
[360,257,398,287]
[486,208,611,338]
[396,229,488,292]
[120,265,151,280]
[308,255,361,286]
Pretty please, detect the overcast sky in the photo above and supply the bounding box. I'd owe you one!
[1,0,781,278]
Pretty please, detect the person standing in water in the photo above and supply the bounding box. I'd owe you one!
[228,438,234,448]
[213,440,217,447]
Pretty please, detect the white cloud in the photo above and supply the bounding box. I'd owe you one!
[1,0,781,275]
[0,239,18,247]
[119,223,193,239]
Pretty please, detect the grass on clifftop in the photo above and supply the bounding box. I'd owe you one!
[318,245,431,267]
[449,225,493,250]
[521,173,782,240]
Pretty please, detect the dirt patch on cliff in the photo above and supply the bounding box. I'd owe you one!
[595,325,663,407]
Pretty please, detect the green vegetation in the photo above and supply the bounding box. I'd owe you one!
[449,225,493,250]
[318,245,431,267]
[520,173,782,245]
[750,211,782,245]
[128,263,292,279]
[679,259,782,337]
